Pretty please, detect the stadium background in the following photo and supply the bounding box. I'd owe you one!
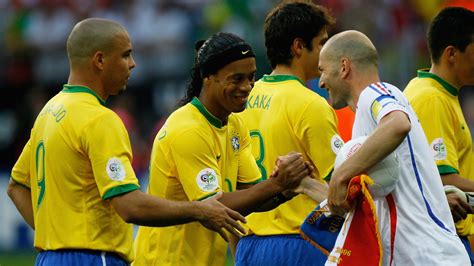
[0,0,473,265]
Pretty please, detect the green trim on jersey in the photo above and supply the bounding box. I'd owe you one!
[103,184,140,200]
[237,178,262,185]
[62,85,107,106]
[323,168,334,182]
[417,70,458,96]
[438,165,459,175]
[197,191,218,201]
[191,97,223,128]
[261,74,305,86]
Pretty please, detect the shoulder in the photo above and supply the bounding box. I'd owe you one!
[404,77,443,101]
[158,105,211,143]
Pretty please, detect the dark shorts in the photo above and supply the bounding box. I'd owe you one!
[35,249,128,266]
[235,234,327,266]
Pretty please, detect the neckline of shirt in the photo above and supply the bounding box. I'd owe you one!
[417,69,458,97]
[261,74,305,86]
[62,84,107,106]
[190,97,225,129]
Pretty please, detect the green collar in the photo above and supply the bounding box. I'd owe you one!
[261,74,305,86]
[417,69,458,96]
[62,85,106,106]
[190,97,223,128]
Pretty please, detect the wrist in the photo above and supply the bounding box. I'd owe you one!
[189,201,204,221]
[272,192,294,205]
[267,178,286,193]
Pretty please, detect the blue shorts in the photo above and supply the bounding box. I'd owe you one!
[35,249,128,266]
[235,234,327,266]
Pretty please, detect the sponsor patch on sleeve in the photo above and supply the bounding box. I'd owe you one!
[196,168,219,192]
[430,138,447,160]
[106,157,126,181]
[331,135,344,154]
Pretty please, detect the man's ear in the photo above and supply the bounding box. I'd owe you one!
[92,51,105,70]
[203,76,211,88]
[444,46,456,64]
[291,38,306,58]
[340,58,351,79]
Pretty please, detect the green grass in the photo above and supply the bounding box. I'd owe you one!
[0,252,36,266]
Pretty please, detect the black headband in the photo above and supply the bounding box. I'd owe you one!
[199,43,255,78]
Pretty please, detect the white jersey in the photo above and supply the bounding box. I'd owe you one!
[353,82,468,265]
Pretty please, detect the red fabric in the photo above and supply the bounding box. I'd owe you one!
[338,175,382,266]
[387,194,397,266]
[335,107,355,143]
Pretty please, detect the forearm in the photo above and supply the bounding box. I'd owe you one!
[7,180,34,229]
[220,179,284,216]
[111,190,200,226]
[335,111,410,183]
[297,177,328,203]
[442,173,474,192]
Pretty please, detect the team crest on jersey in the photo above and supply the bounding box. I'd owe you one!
[106,157,126,181]
[331,135,344,154]
[196,168,219,192]
[231,135,240,152]
[431,138,447,160]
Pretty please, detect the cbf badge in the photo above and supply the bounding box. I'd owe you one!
[196,168,219,192]
[231,135,240,152]
[106,157,126,181]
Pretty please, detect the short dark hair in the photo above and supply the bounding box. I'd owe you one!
[428,7,474,64]
[179,32,254,106]
[264,1,334,68]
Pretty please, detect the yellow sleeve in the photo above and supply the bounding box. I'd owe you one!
[170,129,222,201]
[456,214,474,236]
[412,96,459,174]
[11,139,32,188]
[295,100,340,180]
[82,112,140,200]
[237,127,262,185]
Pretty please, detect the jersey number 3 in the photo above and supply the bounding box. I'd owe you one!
[250,130,267,180]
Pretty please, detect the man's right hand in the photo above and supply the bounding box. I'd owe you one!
[446,192,472,222]
[194,192,247,242]
[444,185,473,222]
[272,152,310,190]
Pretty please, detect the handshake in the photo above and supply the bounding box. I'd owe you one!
[444,185,474,222]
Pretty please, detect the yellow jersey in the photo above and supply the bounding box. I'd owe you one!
[237,75,341,235]
[11,85,140,263]
[405,70,474,235]
[133,97,261,266]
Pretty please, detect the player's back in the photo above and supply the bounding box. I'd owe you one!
[238,75,340,235]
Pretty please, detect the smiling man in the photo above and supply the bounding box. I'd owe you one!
[133,32,312,266]
[319,29,469,265]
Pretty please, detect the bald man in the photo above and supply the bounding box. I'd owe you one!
[318,30,469,265]
[7,18,247,266]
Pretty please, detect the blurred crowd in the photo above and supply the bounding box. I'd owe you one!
[0,0,473,180]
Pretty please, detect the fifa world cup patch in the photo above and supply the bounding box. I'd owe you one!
[106,157,126,181]
[331,135,344,154]
[196,168,219,192]
[430,138,447,160]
